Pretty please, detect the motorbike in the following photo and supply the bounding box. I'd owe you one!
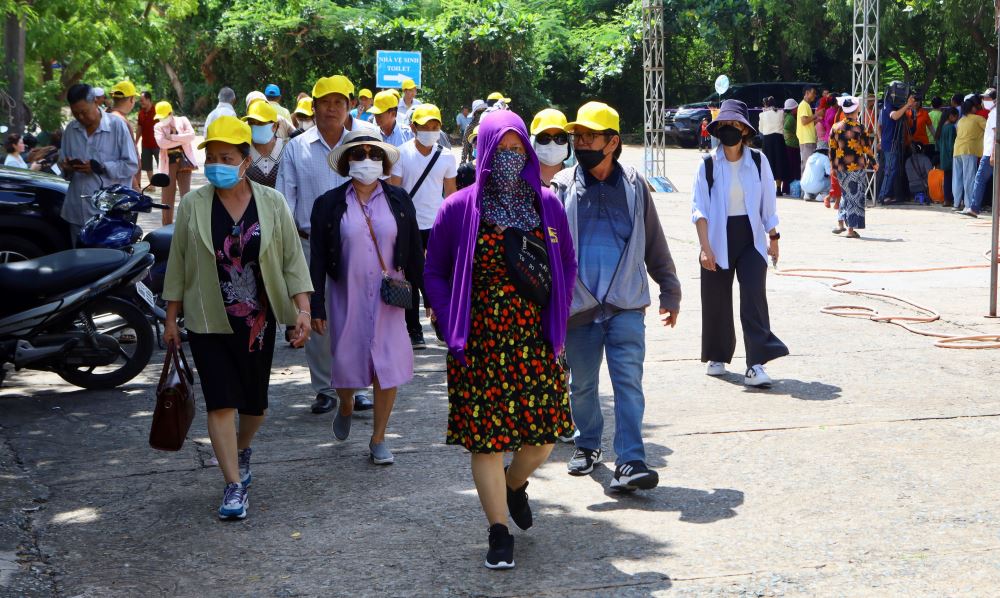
[0,244,156,389]
[78,174,173,344]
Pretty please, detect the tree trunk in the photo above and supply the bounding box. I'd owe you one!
[200,47,221,85]
[162,61,186,109]
[4,13,27,134]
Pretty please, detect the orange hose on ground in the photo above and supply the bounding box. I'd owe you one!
[775,263,1000,349]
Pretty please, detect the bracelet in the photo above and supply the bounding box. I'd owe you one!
[297,309,311,318]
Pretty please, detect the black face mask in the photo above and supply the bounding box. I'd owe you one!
[716,125,743,147]
[575,148,609,171]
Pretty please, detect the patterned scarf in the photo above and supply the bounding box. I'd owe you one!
[481,149,541,230]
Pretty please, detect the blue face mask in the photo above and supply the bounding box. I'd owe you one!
[205,162,244,189]
[251,124,275,144]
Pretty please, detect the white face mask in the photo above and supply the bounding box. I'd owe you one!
[349,159,383,185]
[985,100,995,111]
[534,141,568,166]
[415,130,439,147]
[300,119,315,130]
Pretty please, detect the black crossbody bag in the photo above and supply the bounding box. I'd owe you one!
[496,224,552,307]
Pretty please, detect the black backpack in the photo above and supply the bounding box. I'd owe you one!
[703,149,762,193]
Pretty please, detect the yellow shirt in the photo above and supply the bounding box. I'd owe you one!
[796,101,817,144]
[953,114,987,157]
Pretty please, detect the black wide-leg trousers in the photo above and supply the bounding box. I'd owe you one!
[700,216,789,369]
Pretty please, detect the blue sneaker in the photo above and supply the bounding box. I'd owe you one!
[238,447,252,488]
[218,482,248,520]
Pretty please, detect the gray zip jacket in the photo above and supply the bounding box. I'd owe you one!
[551,163,682,328]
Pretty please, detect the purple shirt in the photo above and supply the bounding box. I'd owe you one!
[423,111,577,364]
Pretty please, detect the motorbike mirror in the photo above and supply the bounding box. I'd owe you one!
[150,173,171,187]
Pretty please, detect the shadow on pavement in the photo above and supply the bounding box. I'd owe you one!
[711,372,842,401]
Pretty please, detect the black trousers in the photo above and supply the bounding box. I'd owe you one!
[700,216,789,369]
[405,229,432,334]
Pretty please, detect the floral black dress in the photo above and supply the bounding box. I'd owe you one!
[446,221,573,453]
[186,194,276,416]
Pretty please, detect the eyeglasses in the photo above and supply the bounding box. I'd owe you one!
[535,132,569,146]
[229,224,242,259]
[572,131,612,145]
[348,146,386,161]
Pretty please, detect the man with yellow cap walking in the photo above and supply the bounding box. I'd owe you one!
[277,75,376,415]
[397,78,421,128]
[389,104,457,349]
[108,81,140,187]
[368,90,413,147]
[551,101,681,492]
[351,88,375,123]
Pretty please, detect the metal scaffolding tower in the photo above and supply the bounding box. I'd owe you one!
[852,0,880,205]
[642,0,667,182]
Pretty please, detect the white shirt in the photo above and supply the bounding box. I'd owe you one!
[390,139,457,230]
[4,153,28,169]
[203,102,237,136]
[397,98,422,127]
[726,160,747,216]
[758,109,785,136]
[249,137,285,177]
[984,108,996,157]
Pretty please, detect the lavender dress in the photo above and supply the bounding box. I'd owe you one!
[327,185,413,389]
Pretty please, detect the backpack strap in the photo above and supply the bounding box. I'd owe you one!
[704,149,762,195]
[750,148,762,178]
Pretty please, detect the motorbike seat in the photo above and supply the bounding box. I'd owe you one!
[143,225,173,258]
[0,249,129,307]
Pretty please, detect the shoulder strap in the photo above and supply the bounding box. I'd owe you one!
[409,145,442,197]
[750,148,762,178]
[357,199,390,274]
[703,154,714,193]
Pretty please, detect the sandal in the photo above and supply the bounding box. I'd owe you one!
[832,227,846,234]
[846,230,861,239]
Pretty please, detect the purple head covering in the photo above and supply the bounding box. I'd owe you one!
[473,111,544,207]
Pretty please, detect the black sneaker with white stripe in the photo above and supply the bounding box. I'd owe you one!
[567,447,602,476]
[610,460,659,492]
[485,524,515,569]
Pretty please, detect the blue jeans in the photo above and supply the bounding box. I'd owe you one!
[969,155,994,213]
[952,155,978,209]
[565,310,646,465]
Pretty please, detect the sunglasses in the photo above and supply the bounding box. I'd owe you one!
[535,132,569,146]
[348,146,386,162]
[229,224,242,259]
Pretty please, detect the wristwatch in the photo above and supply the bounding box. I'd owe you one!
[769,232,781,240]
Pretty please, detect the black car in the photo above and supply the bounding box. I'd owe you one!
[0,165,70,262]
[665,81,821,147]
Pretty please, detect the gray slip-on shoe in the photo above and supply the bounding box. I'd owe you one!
[332,410,352,441]
[369,440,394,465]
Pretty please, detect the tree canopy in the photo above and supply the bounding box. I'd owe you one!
[2,0,997,133]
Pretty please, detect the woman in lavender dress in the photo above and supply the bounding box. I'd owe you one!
[309,130,424,464]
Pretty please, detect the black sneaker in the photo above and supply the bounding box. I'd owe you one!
[410,331,426,350]
[505,473,532,531]
[610,460,659,492]
[485,524,514,570]
[567,447,602,476]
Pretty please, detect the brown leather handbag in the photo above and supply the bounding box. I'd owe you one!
[149,344,195,451]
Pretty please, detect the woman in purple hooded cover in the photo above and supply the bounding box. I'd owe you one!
[424,111,577,570]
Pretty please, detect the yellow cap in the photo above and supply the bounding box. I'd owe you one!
[411,104,442,126]
[467,125,479,144]
[293,97,314,117]
[153,101,173,121]
[312,75,353,100]
[242,99,278,124]
[530,108,568,135]
[388,88,401,99]
[368,90,400,115]
[488,91,511,103]
[358,88,373,99]
[401,78,417,91]
[110,80,137,98]
[198,115,252,149]
[565,101,619,133]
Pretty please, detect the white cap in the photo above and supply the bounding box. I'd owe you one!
[93,87,106,97]
[245,90,266,109]
[471,99,487,113]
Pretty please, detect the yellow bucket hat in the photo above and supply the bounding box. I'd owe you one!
[110,80,138,98]
[369,90,401,115]
[312,75,354,100]
[293,97,314,117]
[198,115,252,149]
[153,101,173,121]
[410,104,442,126]
[565,101,620,133]
[242,99,278,124]
[530,108,569,135]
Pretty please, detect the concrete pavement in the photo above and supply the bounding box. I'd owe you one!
[2,146,1000,597]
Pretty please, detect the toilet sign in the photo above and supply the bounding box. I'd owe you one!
[376,51,422,89]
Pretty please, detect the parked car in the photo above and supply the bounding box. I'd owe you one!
[665,81,821,147]
[0,165,71,262]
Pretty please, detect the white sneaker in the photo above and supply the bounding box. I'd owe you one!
[706,361,726,376]
[744,364,773,388]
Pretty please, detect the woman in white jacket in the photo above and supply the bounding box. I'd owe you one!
[153,101,197,225]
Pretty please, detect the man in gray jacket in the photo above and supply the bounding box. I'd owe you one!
[552,102,681,492]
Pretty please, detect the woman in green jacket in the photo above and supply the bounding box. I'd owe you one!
[162,116,313,521]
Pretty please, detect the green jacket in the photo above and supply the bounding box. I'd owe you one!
[162,181,313,333]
